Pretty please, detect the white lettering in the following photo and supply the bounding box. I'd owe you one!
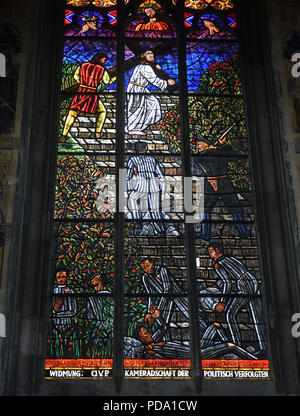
[186,401,198,411]
[292,313,300,338]
[177,369,189,377]
[49,369,82,377]
[96,170,204,224]
[0,53,6,77]
[148,401,155,410]
[185,177,204,224]
[103,401,138,414]
[0,313,5,338]
[291,53,300,78]
[124,369,189,378]
[203,369,269,379]
[234,370,269,378]
[203,370,234,378]
[91,369,110,377]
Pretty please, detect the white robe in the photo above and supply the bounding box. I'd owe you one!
[126,64,168,133]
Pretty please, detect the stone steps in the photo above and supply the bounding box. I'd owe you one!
[65,110,173,153]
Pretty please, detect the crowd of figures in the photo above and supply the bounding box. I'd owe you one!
[50,243,265,360]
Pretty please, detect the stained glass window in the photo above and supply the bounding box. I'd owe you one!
[45,0,270,382]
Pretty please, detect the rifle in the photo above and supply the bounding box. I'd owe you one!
[214,122,236,146]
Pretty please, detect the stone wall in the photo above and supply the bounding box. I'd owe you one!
[270,0,300,240]
[0,1,32,310]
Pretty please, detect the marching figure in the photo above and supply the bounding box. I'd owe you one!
[126,142,178,236]
[125,50,175,135]
[208,241,265,353]
[60,52,116,142]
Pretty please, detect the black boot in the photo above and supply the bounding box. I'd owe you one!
[233,212,249,238]
[195,213,211,241]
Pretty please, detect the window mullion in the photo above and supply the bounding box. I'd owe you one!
[112,0,126,393]
[177,0,203,392]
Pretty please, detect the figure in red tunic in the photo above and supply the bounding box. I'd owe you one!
[60,52,116,142]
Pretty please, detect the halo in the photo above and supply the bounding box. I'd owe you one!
[139,0,162,11]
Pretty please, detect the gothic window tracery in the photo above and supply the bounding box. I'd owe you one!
[45,0,270,382]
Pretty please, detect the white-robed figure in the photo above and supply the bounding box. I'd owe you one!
[126,50,175,135]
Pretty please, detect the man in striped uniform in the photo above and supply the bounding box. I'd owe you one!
[86,274,113,355]
[140,257,228,346]
[126,142,178,236]
[132,326,259,360]
[208,241,265,352]
[52,269,77,343]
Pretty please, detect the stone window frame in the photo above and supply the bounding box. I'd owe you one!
[1,0,300,396]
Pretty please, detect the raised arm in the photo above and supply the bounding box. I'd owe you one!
[74,66,80,84]
[56,295,77,318]
[102,69,116,86]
